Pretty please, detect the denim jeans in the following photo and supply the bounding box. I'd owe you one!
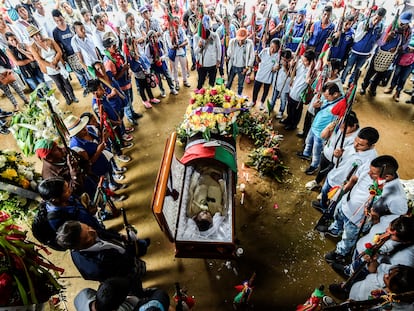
[73,67,88,89]
[303,129,324,168]
[390,64,413,92]
[341,52,369,85]
[320,179,333,210]
[329,205,360,256]
[122,88,136,120]
[269,90,288,113]
[226,66,245,95]
[24,70,45,91]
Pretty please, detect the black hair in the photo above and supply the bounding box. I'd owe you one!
[270,38,281,48]
[87,79,101,93]
[80,8,90,15]
[5,31,16,40]
[80,112,93,122]
[51,9,63,18]
[38,177,66,202]
[125,12,134,21]
[95,277,131,311]
[330,59,341,72]
[358,127,379,146]
[73,21,84,28]
[387,265,414,294]
[56,220,82,249]
[390,216,414,243]
[322,82,340,95]
[304,49,316,62]
[324,5,333,13]
[93,13,103,23]
[196,219,212,231]
[281,48,293,59]
[346,111,359,127]
[371,155,399,177]
[345,14,355,22]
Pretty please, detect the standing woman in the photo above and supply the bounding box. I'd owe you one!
[251,38,280,110]
[5,32,45,92]
[29,25,78,105]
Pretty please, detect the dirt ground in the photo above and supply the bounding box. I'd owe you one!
[2,69,414,310]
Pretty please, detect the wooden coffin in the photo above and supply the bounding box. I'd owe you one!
[151,132,237,259]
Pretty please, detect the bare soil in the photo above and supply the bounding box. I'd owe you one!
[3,72,414,310]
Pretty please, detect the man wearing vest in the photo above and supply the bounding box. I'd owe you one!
[341,7,386,87]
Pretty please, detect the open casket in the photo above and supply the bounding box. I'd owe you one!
[151,132,237,259]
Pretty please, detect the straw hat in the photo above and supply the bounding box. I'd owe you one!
[236,27,248,41]
[64,115,88,137]
[27,25,41,37]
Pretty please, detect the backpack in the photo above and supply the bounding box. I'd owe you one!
[31,202,76,251]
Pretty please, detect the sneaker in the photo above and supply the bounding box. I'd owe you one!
[150,98,160,104]
[113,174,125,182]
[368,88,376,97]
[143,101,153,109]
[360,88,366,95]
[259,102,264,110]
[305,165,318,175]
[109,183,128,191]
[403,89,413,95]
[125,127,134,133]
[275,112,283,119]
[111,194,128,202]
[305,180,319,191]
[83,89,89,97]
[312,200,325,213]
[175,83,180,91]
[133,112,143,119]
[245,76,251,84]
[160,90,166,98]
[116,154,131,162]
[296,132,305,138]
[191,64,196,71]
[279,118,287,124]
[296,151,311,161]
[114,166,127,173]
[100,211,115,220]
[122,134,133,142]
[71,97,80,103]
[326,229,340,238]
[248,101,256,108]
[0,127,10,135]
[120,142,134,150]
[393,92,400,102]
[325,250,346,264]
[171,89,178,95]
[328,283,349,300]
[330,263,347,278]
[184,81,191,87]
[127,118,138,125]
[0,111,13,118]
[384,87,393,94]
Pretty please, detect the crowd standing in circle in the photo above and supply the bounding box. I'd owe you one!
[1,0,414,309]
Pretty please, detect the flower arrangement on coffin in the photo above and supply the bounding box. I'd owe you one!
[0,150,41,220]
[177,85,248,143]
[0,211,63,308]
[237,112,288,182]
[10,84,66,156]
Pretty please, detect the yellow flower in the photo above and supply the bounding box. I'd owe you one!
[0,168,18,180]
[19,178,31,189]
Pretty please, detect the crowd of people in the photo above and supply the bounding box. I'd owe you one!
[1,0,414,309]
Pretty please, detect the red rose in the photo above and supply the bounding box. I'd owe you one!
[206,102,215,107]
[210,89,218,96]
[272,155,279,161]
[197,88,206,95]
[224,95,231,102]
[195,109,202,116]
[189,98,196,105]
[365,242,373,249]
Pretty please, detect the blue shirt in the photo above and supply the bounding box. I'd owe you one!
[53,25,75,56]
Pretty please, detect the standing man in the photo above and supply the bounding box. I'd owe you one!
[32,0,54,38]
[71,21,101,74]
[307,5,335,56]
[194,17,222,90]
[341,8,386,86]
[182,0,198,71]
[226,27,255,96]
[52,10,89,97]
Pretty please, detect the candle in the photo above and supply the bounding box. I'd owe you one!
[240,183,246,192]
[241,192,245,205]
